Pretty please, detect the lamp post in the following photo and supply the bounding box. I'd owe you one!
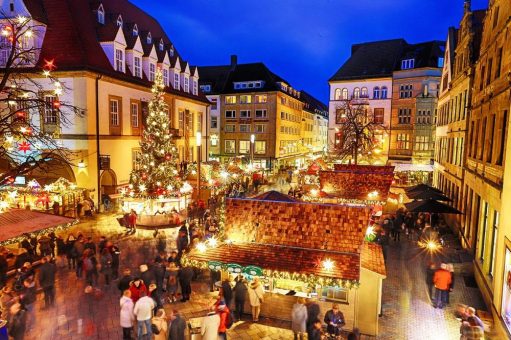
[250,134,255,166]
[196,131,202,200]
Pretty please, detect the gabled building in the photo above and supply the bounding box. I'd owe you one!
[199,56,328,171]
[0,0,209,208]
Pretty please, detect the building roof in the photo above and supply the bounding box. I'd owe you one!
[361,242,386,277]
[22,0,207,103]
[329,39,407,81]
[398,40,445,70]
[187,243,361,281]
[300,91,328,117]
[252,190,298,202]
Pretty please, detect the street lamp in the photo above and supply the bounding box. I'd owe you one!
[196,131,202,200]
[250,134,255,166]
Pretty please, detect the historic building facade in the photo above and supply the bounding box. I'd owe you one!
[199,56,328,171]
[0,0,209,208]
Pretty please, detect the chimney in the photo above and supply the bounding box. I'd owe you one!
[230,55,237,69]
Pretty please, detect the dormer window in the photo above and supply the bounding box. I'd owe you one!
[159,39,164,51]
[174,73,180,89]
[146,32,152,44]
[132,24,138,36]
[184,76,189,92]
[97,4,105,24]
[116,15,123,27]
[401,58,415,70]
[169,46,174,57]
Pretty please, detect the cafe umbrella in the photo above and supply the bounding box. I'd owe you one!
[406,188,452,202]
[405,183,443,194]
[404,199,462,226]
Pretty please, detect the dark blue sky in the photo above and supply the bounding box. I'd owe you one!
[132,0,488,104]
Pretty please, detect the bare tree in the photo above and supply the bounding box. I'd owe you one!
[330,99,386,164]
[0,14,83,185]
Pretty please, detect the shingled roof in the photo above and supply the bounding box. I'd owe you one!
[398,40,445,70]
[300,90,328,118]
[329,39,406,81]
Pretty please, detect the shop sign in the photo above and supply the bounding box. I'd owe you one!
[226,263,243,274]
[207,261,223,271]
[243,265,263,277]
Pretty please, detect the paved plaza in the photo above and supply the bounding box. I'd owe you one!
[15,214,493,340]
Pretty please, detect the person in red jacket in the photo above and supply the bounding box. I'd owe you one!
[128,278,147,303]
[215,299,230,340]
[433,263,452,309]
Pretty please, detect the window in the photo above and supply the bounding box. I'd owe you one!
[360,87,368,98]
[373,108,384,124]
[438,57,445,68]
[489,211,499,276]
[134,57,141,78]
[255,95,267,103]
[255,141,266,154]
[493,6,499,29]
[97,5,105,24]
[239,95,251,104]
[184,77,189,92]
[399,85,413,98]
[132,24,138,36]
[341,88,348,100]
[225,96,236,104]
[497,110,508,165]
[110,99,120,126]
[225,110,236,119]
[373,87,380,99]
[335,109,346,124]
[480,202,489,262]
[210,98,217,110]
[198,112,203,134]
[159,39,164,51]
[239,140,250,154]
[211,116,218,129]
[174,73,180,89]
[116,15,123,27]
[353,88,360,99]
[43,95,58,124]
[381,86,388,99]
[415,136,430,151]
[396,134,410,149]
[178,110,184,130]
[162,69,169,86]
[240,110,251,118]
[255,109,267,118]
[225,140,236,153]
[115,49,123,72]
[398,108,411,124]
[401,59,415,69]
[131,103,139,128]
[320,287,348,303]
[147,32,152,44]
[334,89,341,100]
[486,58,493,86]
[255,124,266,133]
[239,124,250,132]
[210,135,218,146]
[132,149,142,171]
[149,63,155,81]
[193,81,197,95]
[496,48,503,79]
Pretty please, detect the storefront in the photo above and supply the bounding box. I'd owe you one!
[502,245,511,333]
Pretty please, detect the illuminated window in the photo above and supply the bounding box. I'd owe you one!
[110,99,120,126]
[131,103,139,128]
[115,49,124,72]
[97,4,105,24]
[239,140,250,154]
[401,59,415,69]
[240,95,251,104]
[134,57,141,78]
[225,96,236,104]
[255,95,267,103]
[225,140,236,153]
[149,63,155,81]
[255,141,266,154]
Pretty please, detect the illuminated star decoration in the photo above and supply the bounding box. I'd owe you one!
[43,59,56,71]
[18,141,31,153]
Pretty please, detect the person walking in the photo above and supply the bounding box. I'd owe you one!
[178,266,194,302]
[19,278,36,332]
[151,309,168,340]
[129,278,147,304]
[65,235,77,270]
[233,276,247,321]
[291,297,308,340]
[166,263,179,303]
[247,278,264,322]
[221,277,233,309]
[140,264,155,287]
[7,302,26,340]
[133,290,155,340]
[120,290,135,340]
[110,245,121,280]
[426,262,436,300]
[38,256,56,308]
[128,209,137,234]
[201,311,220,340]
[466,307,485,329]
[118,269,133,296]
[168,309,186,340]
[433,263,452,309]
[460,317,484,340]
[73,236,85,278]
[83,250,98,286]
[215,300,230,340]
[99,248,113,286]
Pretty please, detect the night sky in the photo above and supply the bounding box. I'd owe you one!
[132,0,488,104]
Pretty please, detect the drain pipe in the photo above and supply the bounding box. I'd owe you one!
[95,74,103,209]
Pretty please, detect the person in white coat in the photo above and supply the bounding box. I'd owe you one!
[200,311,220,340]
[291,297,308,340]
[247,278,264,322]
[120,290,135,340]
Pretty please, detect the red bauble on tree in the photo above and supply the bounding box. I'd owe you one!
[165,154,172,160]
[18,141,31,153]
[142,173,147,180]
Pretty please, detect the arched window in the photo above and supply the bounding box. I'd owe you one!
[116,15,123,27]
[334,88,341,100]
[97,4,105,24]
[353,87,360,99]
[361,87,368,98]
[381,86,388,99]
[342,88,348,100]
[373,87,380,99]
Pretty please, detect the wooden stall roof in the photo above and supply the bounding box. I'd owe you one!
[188,243,361,281]
[360,242,386,277]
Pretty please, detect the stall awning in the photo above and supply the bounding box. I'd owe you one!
[392,163,434,172]
[361,242,386,277]
[185,242,361,281]
[0,209,76,245]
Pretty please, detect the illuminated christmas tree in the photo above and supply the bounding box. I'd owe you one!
[129,68,182,197]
